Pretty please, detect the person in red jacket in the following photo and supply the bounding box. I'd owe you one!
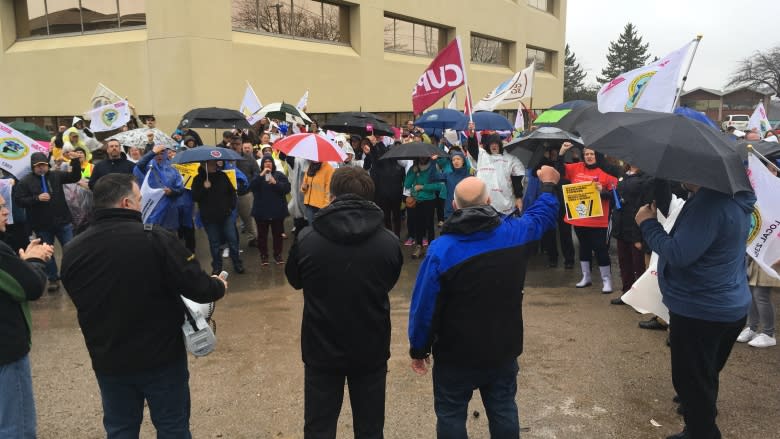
[559,142,618,293]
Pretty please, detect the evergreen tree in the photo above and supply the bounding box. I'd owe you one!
[564,44,587,101]
[597,22,651,84]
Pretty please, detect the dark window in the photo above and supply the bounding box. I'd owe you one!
[14,0,146,39]
[232,0,350,44]
[384,15,443,57]
[526,47,553,72]
[471,34,507,65]
[528,0,553,13]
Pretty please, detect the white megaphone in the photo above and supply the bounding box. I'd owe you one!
[179,271,225,357]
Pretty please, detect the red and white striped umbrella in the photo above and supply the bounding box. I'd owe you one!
[272,133,347,163]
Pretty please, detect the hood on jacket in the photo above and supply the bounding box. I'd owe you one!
[482,134,504,155]
[732,189,757,215]
[442,204,502,235]
[30,152,49,169]
[450,151,470,175]
[259,154,277,173]
[313,194,384,244]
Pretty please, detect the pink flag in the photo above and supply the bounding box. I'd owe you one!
[412,37,467,115]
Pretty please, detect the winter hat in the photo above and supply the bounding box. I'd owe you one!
[30,152,49,168]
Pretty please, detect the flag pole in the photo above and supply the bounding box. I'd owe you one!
[748,145,780,173]
[455,36,474,124]
[671,34,703,110]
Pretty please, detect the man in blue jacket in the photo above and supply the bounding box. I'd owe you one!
[636,184,756,439]
[408,167,560,438]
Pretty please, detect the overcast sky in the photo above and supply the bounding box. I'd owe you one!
[566,0,777,91]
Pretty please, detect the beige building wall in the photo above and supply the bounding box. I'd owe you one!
[0,0,566,133]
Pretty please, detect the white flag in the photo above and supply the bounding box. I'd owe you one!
[296,90,309,111]
[597,41,693,113]
[514,102,525,131]
[472,62,535,112]
[447,91,457,110]
[240,84,263,125]
[90,82,123,109]
[748,102,772,135]
[140,170,166,223]
[88,100,131,132]
[746,153,780,280]
[0,123,50,179]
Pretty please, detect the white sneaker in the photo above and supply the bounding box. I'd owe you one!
[748,333,777,348]
[736,327,757,343]
[222,248,229,258]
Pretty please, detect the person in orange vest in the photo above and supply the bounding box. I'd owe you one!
[301,161,335,225]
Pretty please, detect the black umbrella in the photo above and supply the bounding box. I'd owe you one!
[179,108,251,130]
[546,101,598,133]
[577,109,751,195]
[504,127,584,169]
[322,112,394,137]
[379,142,441,160]
[732,140,780,162]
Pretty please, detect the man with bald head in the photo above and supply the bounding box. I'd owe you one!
[408,167,561,438]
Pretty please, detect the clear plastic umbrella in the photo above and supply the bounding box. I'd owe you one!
[107,128,179,149]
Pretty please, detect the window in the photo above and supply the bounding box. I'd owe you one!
[14,0,146,38]
[232,0,350,44]
[527,0,553,13]
[526,47,553,72]
[471,34,507,65]
[383,15,443,56]
[688,99,721,111]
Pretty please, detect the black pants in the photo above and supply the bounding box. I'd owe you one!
[412,199,436,245]
[304,365,387,439]
[669,312,745,439]
[435,197,445,222]
[376,196,401,237]
[573,226,610,266]
[541,215,575,265]
[178,226,195,253]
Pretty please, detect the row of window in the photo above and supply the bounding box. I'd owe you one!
[12,1,554,71]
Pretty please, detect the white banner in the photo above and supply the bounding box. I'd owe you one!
[88,101,131,132]
[597,41,693,113]
[240,84,264,125]
[296,90,309,110]
[472,62,535,112]
[746,153,780,279]
[0,122,50,179]
[748,102,772,135]
[140,170,165,223]
[514,101,525,131]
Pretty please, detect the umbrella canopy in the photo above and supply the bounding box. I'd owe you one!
[414,109,468,131]
[504,127,584,169]
[536,101,597,132]
[379,142,441,160]
[107,128,178,149]
[272,133,347,163]
[8,121,50,141]
[171,146,245,164]
[321,112,395,137]
[732,140,780,162]
[674,107,719,131]
[577,109,751,195]
[179,108,250,129]
[256,102,312,125]
[471,111,513,131]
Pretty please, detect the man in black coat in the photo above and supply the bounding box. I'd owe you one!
[60,173,227,438]
[14,151,81,291]
[88,139,136,190]
[285,166,403,439]
[0,190,52,438]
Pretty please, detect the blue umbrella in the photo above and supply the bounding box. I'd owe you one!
[471,111,514,131]
[674,107,719,131]
[171,146,245,164]
[415,109,468,131]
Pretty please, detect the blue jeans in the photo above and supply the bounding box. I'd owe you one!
[433,358,520,439]
[95,357,191,439]
[305,205,320,225]
[0,354,37,439]
[203,217,240,272]
[35,223,73,281]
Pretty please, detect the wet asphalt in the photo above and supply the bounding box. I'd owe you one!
[28,226,780,438]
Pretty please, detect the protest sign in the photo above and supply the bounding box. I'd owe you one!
[562,181,603,220]
[173,163,200,190]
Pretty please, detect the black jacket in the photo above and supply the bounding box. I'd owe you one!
[61,208,225,375]
[364,142,406,200]
[0,240,47,365]
[612,171,655,243]
[88,153,136,190]
[191,171,237,224]
[285,195,403,371]
[250,156,291,220]
[14,158,81,229]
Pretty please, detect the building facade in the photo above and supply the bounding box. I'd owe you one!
[0,0,566,134]
[679,86,772,125]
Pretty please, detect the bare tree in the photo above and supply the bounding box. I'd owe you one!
[471,37,501,64]
[728,46,780,96]
[232,0,342,42]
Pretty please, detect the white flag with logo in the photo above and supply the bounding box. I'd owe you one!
[514,102,525,131]
[296,90,309,111]
[472,62,535,112]
[90,82,123,109]
[88,100,131,132]
[0,122,51,179]
[597,41,693,113]
[240,84,264,125]
[748,102,772,135]
[746,153,780,280]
